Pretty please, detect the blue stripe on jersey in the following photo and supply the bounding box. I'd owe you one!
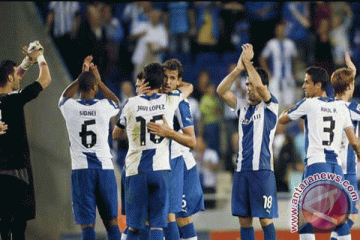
[108,99,120,109]
[269,94,279,104]
[288,98,306,114]
[348,101,360,114]
[78,99,98,105]
[304,117,309,166]
[241,105,256,170]
[140,93,162,101]
[178,100,194,128]
[83,152,102,169]
[259,108,277,170]
[167,90,181,96]
[346,143,356,174]
[59,97,70,107]
[138,149,156,172]
[324,149,337,164]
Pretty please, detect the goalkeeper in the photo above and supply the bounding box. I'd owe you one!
[0,40,51,240]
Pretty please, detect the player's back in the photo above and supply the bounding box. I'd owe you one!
[121,92,182,176]
[291,97,353,166]
[59,98,119,169]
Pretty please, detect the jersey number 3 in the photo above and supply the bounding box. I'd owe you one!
[79,120,97,148]
[322,116,335,146]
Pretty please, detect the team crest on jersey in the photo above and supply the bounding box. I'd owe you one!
[357,104,360,112]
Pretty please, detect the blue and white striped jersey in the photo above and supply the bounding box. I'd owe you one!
[172,99,196,170]
[59,97,120,170]
[339,101,360,175]
[235,95,278,172]
[118,91,183,176]
[287,97,353,167]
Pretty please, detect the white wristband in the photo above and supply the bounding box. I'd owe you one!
[37,55,46,65]
[20,57,32,70]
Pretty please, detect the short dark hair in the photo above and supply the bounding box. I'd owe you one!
[305,66,329,91]
[143,63,164,90]
[78,71,97,92]
[137,70,145,80]
[163,58,184,79]
[245,67,269,86]
[0,60,16,87]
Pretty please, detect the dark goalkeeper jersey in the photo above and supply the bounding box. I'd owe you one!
[0,81,43,170]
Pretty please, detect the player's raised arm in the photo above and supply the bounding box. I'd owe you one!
[177,81,193,99]
[22,41,51,89]
[61,56,93,98]
[241,43,271,102]
[345,52,356,77]
[90,64,120,105]
[216,52,244,109]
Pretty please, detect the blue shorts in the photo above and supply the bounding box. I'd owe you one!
[71,169,118,225]
[120,166,126,215]
[125,170,170,229]
[169,156,185,213]
[176,165,204,218]
[345,174,359,214]
[303,162,344,179]
[232,170,278,218]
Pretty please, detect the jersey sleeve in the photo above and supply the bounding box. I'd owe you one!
[265,94,279,115]
[287,98,307,121]
[117,100,129,129]
[101,99,120,117]
[175,100,194,129]
[343,104,354,130]
[348,101,360,121]
[18,82,43,106]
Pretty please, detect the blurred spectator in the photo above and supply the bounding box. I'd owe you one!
[193,137,220,209]
[219,2,248,53]
[192,1,222,54]
[76,2,109,77]
[224,131,238,174]
[192,69,212,101]
[275,131,299,192]
[45,1,83,79]
[314,18,335,77]
[329,2,353,69]
[163,2,196,55]
[259,21,299,111]
[199,82,223,157]
[130,7,169,82]
[244,2,281,65]
[102,3,125,74]
[282,2,316,67]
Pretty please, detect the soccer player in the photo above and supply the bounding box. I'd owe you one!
[115,62,184,240]
[278,61,360,240]
[217,43,278,240]
[330,53,360,240]
[58,56,121,240]
[0,41,51,239]
[147,58,204,240]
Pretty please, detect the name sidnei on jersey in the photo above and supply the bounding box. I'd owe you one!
[79,110,96,116]
[137,104,165,112]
